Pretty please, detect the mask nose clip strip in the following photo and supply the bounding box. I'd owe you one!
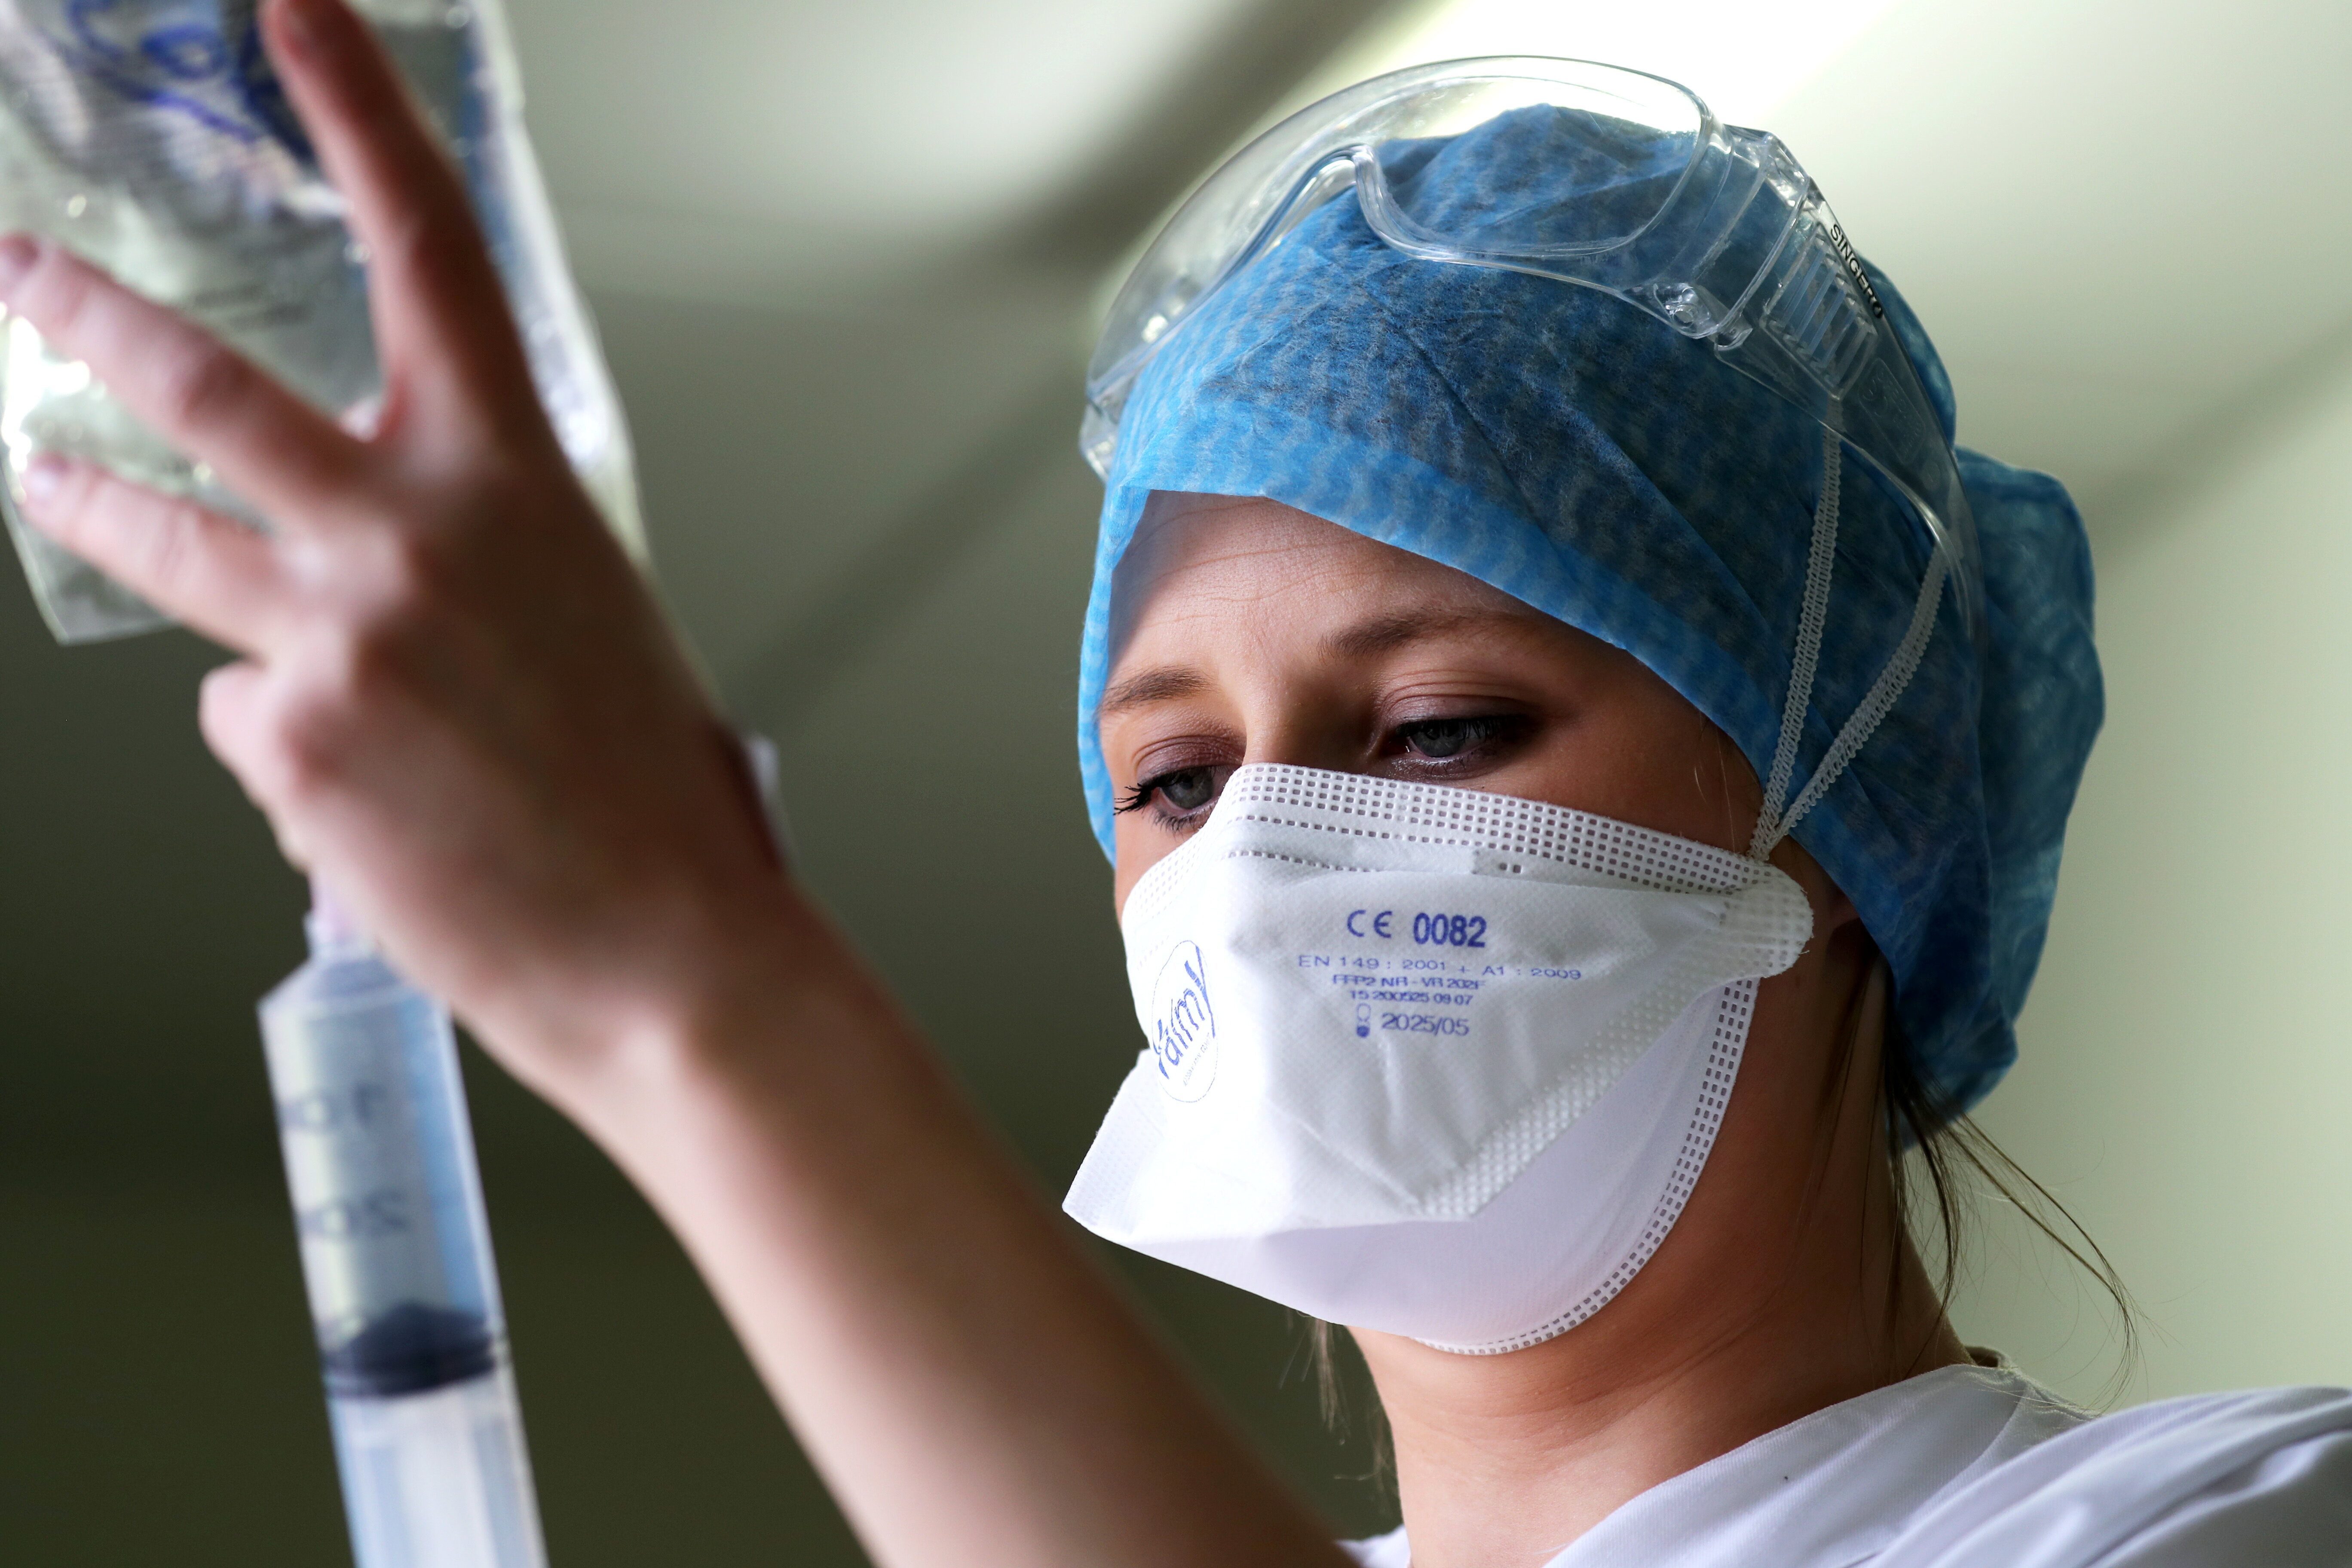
[1747,420,1950,861]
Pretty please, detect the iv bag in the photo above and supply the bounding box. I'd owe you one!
[0,0,644,643]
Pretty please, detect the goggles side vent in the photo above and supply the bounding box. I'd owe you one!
[1757,223,1877,396]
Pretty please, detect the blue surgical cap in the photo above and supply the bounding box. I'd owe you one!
[1076,106,2101,1113]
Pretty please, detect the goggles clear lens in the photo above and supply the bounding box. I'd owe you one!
[1083,57,1983,640]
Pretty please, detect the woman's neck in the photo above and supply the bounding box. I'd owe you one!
[1352,924,1970,1568]
[1356,1240,1966,1568]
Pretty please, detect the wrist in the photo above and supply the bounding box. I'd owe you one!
[530,875,901,1164]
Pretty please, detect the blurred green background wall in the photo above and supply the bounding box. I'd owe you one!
[6,0,2352,1561]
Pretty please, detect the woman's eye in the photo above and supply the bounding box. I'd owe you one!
[1396,715,1518,761]
[1157,767,1218,811]
[1116,764,1226,823]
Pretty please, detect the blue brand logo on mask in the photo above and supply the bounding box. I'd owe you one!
[1148,941,1217,1103]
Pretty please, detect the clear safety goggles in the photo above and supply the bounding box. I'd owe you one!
[1081,56,1983,638]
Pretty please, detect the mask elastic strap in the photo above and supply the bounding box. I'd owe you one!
[1750,424,1844,859]
[1748,425,1950,860]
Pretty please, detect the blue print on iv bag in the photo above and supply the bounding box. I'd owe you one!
[46,0,310,154]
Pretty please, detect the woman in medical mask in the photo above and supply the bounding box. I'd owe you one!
[6,2,2346,1563]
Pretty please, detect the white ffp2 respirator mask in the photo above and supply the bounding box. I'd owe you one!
[1063,764,1814,1354]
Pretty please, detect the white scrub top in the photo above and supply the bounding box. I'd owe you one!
[1343,1359,2352,1566]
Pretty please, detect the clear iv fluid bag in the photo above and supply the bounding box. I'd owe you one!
[0,0,643,643]
[261,910,548,1568]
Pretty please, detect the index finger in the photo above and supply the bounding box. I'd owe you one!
[262,0,545,438]
[0,238,367,526]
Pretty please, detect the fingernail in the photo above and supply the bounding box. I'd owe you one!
[23,451,70,503]
[0,233,38,292]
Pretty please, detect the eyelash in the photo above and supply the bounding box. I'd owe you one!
[1390,713,1524,761]
[1114,769,1217,822]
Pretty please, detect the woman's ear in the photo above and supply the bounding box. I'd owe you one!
[1769,834,1863,934]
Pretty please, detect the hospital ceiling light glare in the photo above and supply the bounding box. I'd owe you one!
[1332,0,1903,125]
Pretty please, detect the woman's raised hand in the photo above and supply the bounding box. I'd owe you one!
[0,8,1354,1562]
[0,0,789,1099]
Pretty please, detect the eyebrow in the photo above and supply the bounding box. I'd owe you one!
[1323,608,1512,660]
[1099,665,1210,717]
[1100,608,1533,720]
